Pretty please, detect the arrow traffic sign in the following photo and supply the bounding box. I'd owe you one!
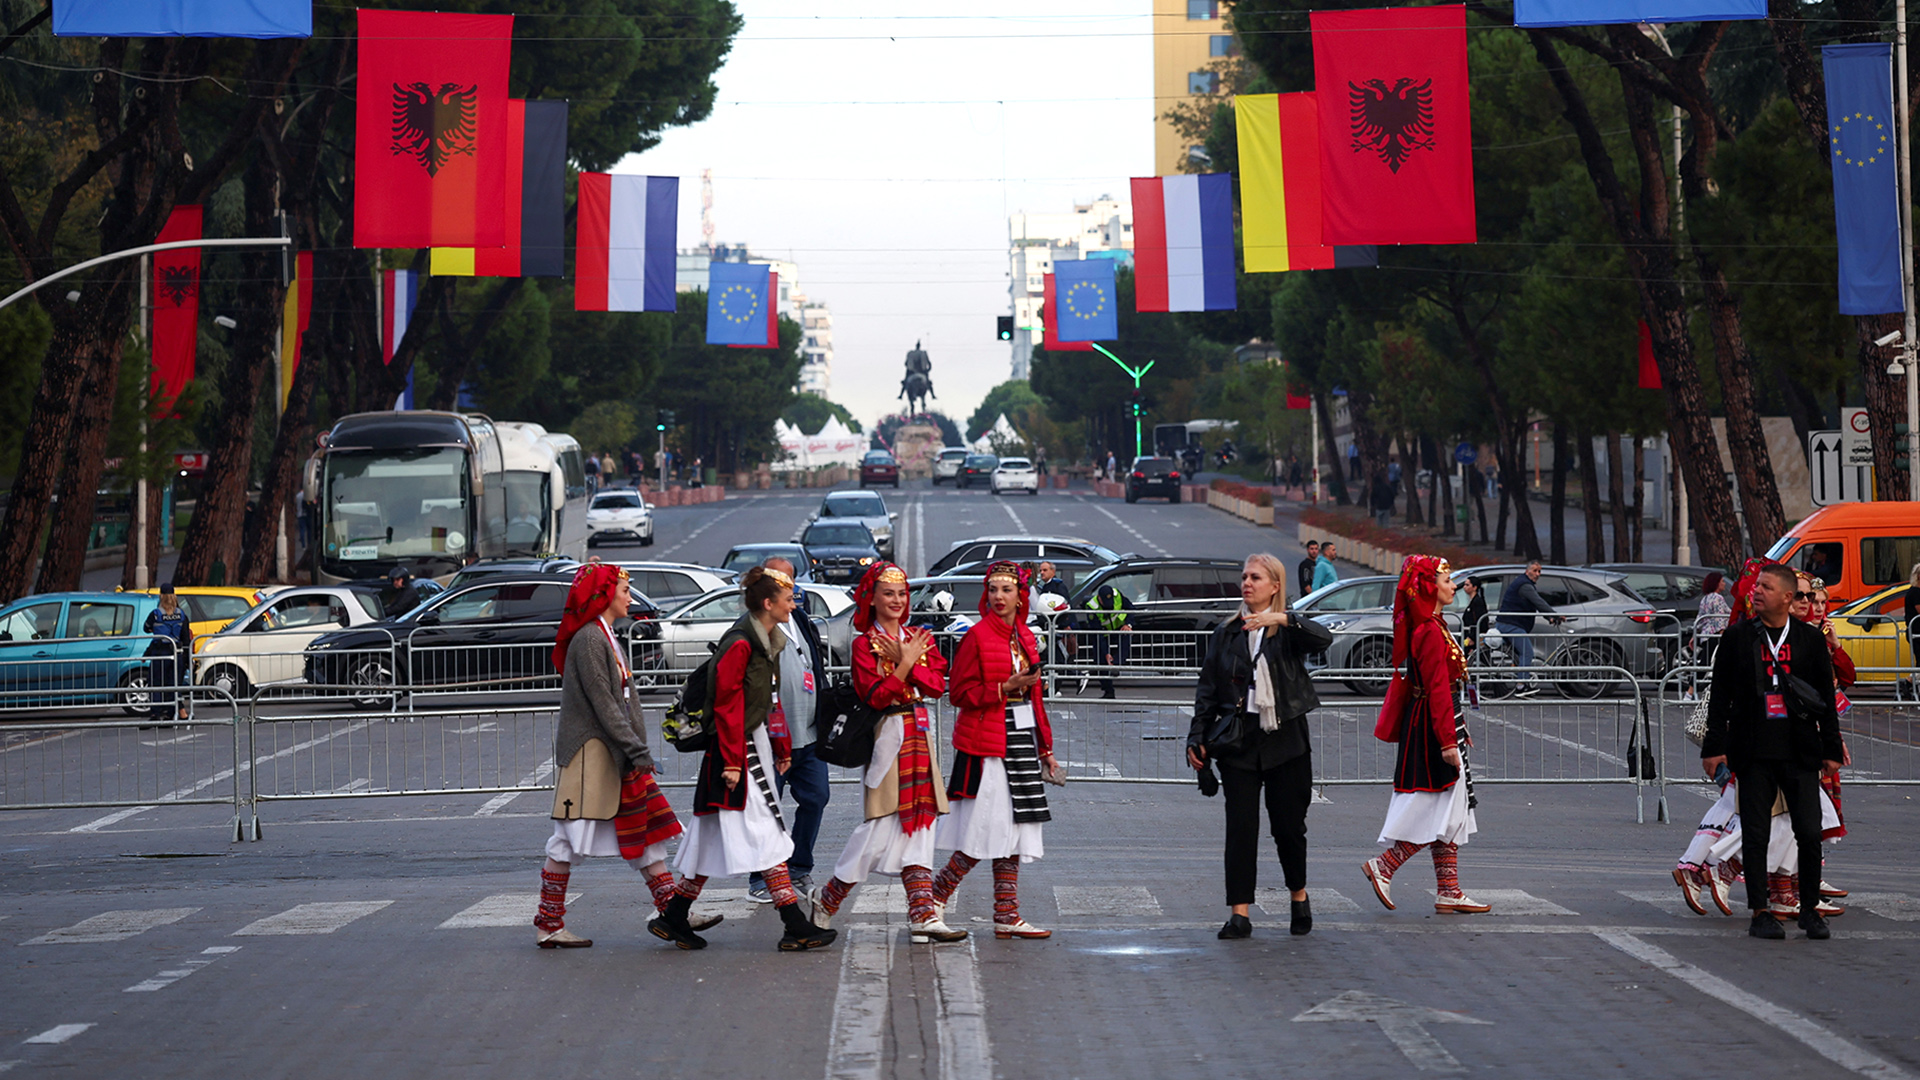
[1808,430,1867,508]
[1292,990,1490,1074]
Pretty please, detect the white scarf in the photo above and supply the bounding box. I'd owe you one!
[1242,604,1280,732]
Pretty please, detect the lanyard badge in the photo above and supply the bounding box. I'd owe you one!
[912,704,930,733]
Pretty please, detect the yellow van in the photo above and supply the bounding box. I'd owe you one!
[1763,503,1920,609]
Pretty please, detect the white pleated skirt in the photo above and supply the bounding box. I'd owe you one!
[674,726,794,879]
[1378,778,1476,847]
[545,818,672,865]
[935,757,1044,862]
[1679,785,1739,867]
[1706,785,1841,873]
[831,813,938,881]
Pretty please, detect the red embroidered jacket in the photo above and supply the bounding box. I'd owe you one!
[949,620,1053,758]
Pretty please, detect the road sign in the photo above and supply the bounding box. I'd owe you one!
[1842,406,1874,466]
[1453,441,1477,465]
[1809,430,1868,506]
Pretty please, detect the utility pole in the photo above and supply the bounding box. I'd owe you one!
[135,254,150,590]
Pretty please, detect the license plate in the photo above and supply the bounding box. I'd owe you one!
[340,545,379,560]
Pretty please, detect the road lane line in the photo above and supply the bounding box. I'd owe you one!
[232,900,393,937]
[123,945,241,993]
[1053,885,1162,917]
[1596,930,1918,1079]
[657,505,743,560]
[999,497,1026,534]
[824,924,894,1080]
[1078,496,1170,556]
[22,1025,92,1046]
[438,891,580,929]
[932,935,994,1080]
[24,908,199,945]
[1257,888,1360,915]
[473,754,555,816]
[912,498,927,577]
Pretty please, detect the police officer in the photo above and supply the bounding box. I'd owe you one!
[1088,583,1133,700]
[142,584,193,722]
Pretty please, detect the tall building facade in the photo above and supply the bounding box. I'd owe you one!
[1006,195,1134,379]
[1153,0,1233,176]
[796,293,832,396]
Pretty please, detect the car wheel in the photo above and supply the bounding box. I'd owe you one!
[118,668,152,716]
[205,664,251,703]
[348,656,399,709]
[1170,490,1181,504]
[1125,490,1137,504]
[1342,636,1394,697]
[641,531,654,547]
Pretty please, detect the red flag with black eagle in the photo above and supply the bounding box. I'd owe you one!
[1311,4,1476,245]
[353,9,513,249]
[150,204,202,417]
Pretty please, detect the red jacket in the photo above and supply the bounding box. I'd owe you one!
[949,619,1052,757]
[852,626,948,711]
[1373,619,1459,750]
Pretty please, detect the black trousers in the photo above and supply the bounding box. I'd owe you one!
[1220,751,1312,905]
[1735,758,1824,914]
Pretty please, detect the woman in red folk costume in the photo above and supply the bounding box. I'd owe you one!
[1361,556,1493,915]
[669,566,836,952]
[808,562,958,942]
[929,560,1057,940]
[536,565,707,948]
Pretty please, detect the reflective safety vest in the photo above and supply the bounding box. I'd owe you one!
[1093,591,1128,631]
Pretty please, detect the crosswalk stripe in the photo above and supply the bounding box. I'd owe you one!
[437,893,580,929]
[232,901,393,936]
[22,1025,92,1045]
[1053,886,1162,918]
[1431,889,1577,916]
[1257,888,1361,915]
[23,908,198,945]
[1620,889,1702,918]
[1841,893,1920,922]
[850,883,907,914]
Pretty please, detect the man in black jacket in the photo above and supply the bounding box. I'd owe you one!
[1495,562,1558,694]
[1296,541,1319,599]
[1701,563,1845,941]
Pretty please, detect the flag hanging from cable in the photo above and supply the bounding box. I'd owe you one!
[1235,92,1378,273]
[1513,1,1764,26]
[150,204,202,417]
[1041,274,1094,352]
[430,100,568,278]
[1131,174,1236,312]
[575,174,679,311]
[279,251,312,412]
[1637,323,1662,389]
[705,262,776,346]
[432,99,523,277]
[53,0,311,37]
[1312,4,1476,246]
[1823,43,1904,316]
[1052,259,1118,342]
[382,268,420,410]
[353,9,512,249]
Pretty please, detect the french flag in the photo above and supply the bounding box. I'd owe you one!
[1131,174,1236,313]
[575,173,678,312]
[382,268,418,410]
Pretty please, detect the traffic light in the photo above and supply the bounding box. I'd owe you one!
[656,408,676,432]
[1127,388,1147,418]
[996,315,1014,341]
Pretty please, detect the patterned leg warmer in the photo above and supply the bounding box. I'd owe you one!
[902,865,938,923]
[1767,872,1795,909]
[1717,858,1741,886]
[992,858,1020,925]
[932,852,980,904]
[1377,840,1424,880]
[644,871,677,914]
[819,877,855,917]
[675,874,708,902]
[535,868,568,933]
[1431,841,1462,898]
[762,863,800,908]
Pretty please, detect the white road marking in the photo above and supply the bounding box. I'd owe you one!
[1059,758,1122,779]
[850,883,907,914]
[232,900,393,937]
[139,733,203,747]
[1292,990,1490,1074]
[69,719,375,833]
[1053,885,1163,917]
[123,945,240,993]
[932,935,995,1080]
[447,722,498,734]
[912,498,927,578]
[1258,888,1360,915]
[437,892,580,929]
[1427,889,1577,916]
[658,505,744,560]
[1078,496,1171,556]
[998,497,1026,534]
[473,755,555,816]
[1598,930,1918,1079]
[1620,889,1702,918]
[824,924,895,1080]
[1841,893,1920,921]
[0,731,79,755]
[339,778,373,793]
[24,907,199,945]
[22,1025,93,1046]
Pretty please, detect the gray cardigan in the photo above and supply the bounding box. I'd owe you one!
[556,622,653,775]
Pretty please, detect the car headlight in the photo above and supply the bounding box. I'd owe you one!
[859,557,874,565]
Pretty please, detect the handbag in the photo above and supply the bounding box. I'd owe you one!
[1684,689,1710,747]
[661,653,717,753]
[551,738,620,819]
[815,677,883,768]
[1203,709,1250,756]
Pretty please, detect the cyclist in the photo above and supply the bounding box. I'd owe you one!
[1493,562,1560,695]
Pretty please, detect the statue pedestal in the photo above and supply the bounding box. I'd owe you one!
[891,423,942,480]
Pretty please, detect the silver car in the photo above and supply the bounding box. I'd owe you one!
[806,490,895,560]
[644,584,855,683]
[931,447,968,484]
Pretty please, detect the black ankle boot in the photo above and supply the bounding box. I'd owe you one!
[649,893,707,950]
[777,901,837,951]
[1290,897,1313,936]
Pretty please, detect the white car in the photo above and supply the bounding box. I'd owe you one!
[194,586,388,699]
[586,489,654,548]
[931,447,969,485]
[605,562,736,610]
[645,584,855,680]
[990,457,1039,496]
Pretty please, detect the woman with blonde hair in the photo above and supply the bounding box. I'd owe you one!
[1187,552,1333,939]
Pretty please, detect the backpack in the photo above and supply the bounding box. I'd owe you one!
[661,649,718,753]
[814,677,884,768]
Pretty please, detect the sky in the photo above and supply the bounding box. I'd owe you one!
[618,1,1158,436]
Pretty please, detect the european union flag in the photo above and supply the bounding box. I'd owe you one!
[1514,1,1763,26]
[53,0,311,37]
[1824,43,1904,316]
[705,262,771,346]
[1054,259,1118,342]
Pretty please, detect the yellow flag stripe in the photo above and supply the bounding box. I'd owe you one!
[1235,93,1294,272]
[431,247,477,276]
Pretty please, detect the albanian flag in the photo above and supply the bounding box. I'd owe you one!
[150,204,202,417]
[353,9,513,249]
[1312,4,1476,245]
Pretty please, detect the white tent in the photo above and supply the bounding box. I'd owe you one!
[972,413,1024,455]
[778,415,868,470]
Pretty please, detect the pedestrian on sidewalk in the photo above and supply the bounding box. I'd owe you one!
[671,566,836,951]
[808,561,958,942]
[1312,542,1340,592]
[1362,556,1493,916]
[1188,553,1334,939]
[1369,469,1396,529]
[535,565,715,949]
[926,561,1058,940]
[1286,454,1303,498]
[1297,541,1320,599]
[141,584,193,723]
[745,557,831,905]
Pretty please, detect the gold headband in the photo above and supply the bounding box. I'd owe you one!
[877,566,908,585]
[763,567,794,589]
[1436,559,1451,577]
[987,570,1020,585]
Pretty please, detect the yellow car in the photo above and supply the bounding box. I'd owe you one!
[1828,583,1913,684]
[124,585,285,649]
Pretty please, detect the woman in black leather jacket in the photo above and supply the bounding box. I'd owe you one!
[1187,553,1334,940]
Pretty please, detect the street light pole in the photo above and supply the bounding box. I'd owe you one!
[1088,343,1154,461]
[1899,0,1919,499]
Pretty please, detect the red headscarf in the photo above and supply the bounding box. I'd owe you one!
[1728,556,1776,624]
[852,560,908,634]
[1391,554,1464,680]
[977,560,1030,642]
[553,563,628,673]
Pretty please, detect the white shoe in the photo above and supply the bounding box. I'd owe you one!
[535,927,592,948]
[1673,867,1707,916]
[807,885,833,931]
[1434,893,1492,914]
[993,918,1050,939]
[909,917,967,943]
[1362,857,1395,911]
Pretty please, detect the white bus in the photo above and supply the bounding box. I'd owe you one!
[497,422,588,562]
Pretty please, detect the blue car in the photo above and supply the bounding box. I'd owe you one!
[0,591,164,713]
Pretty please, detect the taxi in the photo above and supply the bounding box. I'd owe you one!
[1828,583,1914,684]
[125,585,284,648]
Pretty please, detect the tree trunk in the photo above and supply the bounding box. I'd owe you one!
[1579,430,1607,564]
[1473,466,1490,544]
[1313,390,1351,505]
[1550,421,1570,564]
[1495,482,1510,552]
[37,334,128,592]
[1856,312,1909,500]
[1631,436,1646,561]
[1443,281,1540,559]
[1426,436,1449,536]
[1401,434,1424,526]
[1691,261,1787,550]
[1606,432,1629,562]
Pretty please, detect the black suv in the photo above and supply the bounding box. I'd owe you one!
[1066,558,1244,669]
[957,454,999,489]
[800,521,881,585]
[1126,456,1183,503]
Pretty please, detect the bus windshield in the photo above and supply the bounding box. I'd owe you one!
[501,471,552,554]
[324,448,470,566]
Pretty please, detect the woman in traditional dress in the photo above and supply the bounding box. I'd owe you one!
[926,560,1056,940]
[535,564,708,948]
[808,561,959,942]
[1187,552,1334,939]
[1361,556,1492,915]
[666,566,836,951]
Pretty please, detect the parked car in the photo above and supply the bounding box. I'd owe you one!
[720,543,815,583]
[956,453,999,489]
[909,573,1059,660]
[808,490,895,560]
[604,562,735,610]
[1589,563,1727,624]
[647,584,855,680]
[859,450,900,488]
[1826,583,1913,688]
[128,585,283,645]
[1125,456,1183,503]
[947,556,1105,597]
[0,590,163,713]
[801,521,882,586]
[931,447,969,484]
[1063,558,1247,673]
[447,556,580,590]
[1295,575,1397,615]
[991,456,1039,496]
[303,573,661,707]
[194,585,388,699]
[927,536,1124,577]
[585,488,655,548]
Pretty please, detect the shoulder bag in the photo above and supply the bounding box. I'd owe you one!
[815,676,884,768]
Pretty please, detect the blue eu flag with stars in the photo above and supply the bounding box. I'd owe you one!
[1054,259,1118,342]
[705,262,771,345]
[1823,43,1904,316]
